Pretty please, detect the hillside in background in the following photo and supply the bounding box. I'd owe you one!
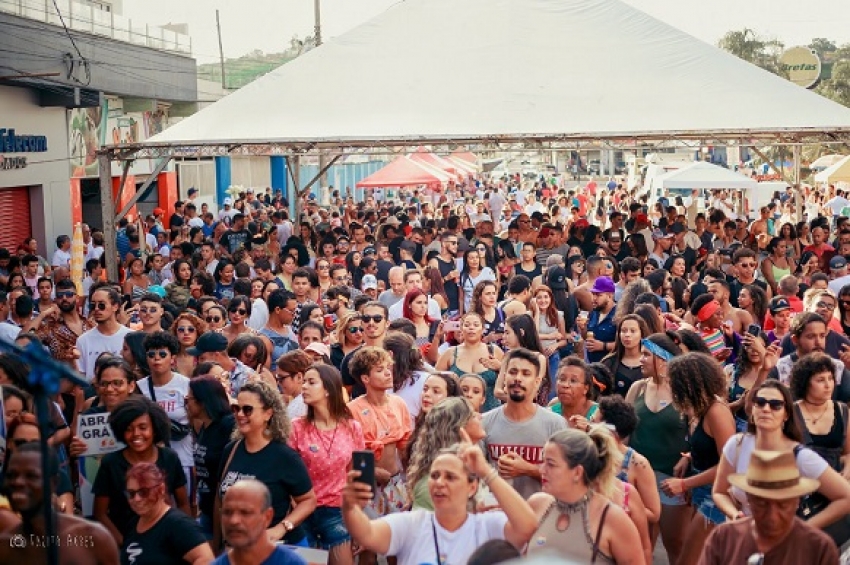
[197,36,316,89]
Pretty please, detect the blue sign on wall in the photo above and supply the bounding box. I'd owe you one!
[0,129,48,153]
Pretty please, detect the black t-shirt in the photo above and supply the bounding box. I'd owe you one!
[219,229,251,255]
[121,508,206,565]
[169,213,184,228]
[729,277,768,308]
[340,345,365,398]
[93,447,187,538]
[436,256,460,311]
[194,414,235,517]
[218,440,312,544]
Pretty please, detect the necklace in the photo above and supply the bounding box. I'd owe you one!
[555,490,593,516]
[802,400,830,424]
[313,420,339,456]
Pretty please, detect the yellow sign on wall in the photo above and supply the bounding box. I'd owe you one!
[780,47,822,89]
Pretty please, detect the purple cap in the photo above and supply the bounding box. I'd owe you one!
[590,276,616,294]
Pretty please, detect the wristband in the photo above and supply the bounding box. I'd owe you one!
[483,468,499,486]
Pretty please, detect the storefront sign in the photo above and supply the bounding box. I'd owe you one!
[0,128,48,153]
[780,47,822,89]
[0,155,27,170]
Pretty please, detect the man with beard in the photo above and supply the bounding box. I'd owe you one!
[0,444,118,565]
[482,348,566,499]
[769,312,850,402]
[429,232,461,316]
[34,278,94,367]
[340,302,389,398]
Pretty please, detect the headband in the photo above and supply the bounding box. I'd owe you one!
[697,300,721,323]
[641,338,675,362]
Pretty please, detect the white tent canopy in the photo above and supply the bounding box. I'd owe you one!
[658,162,758,190]
[142,0,850,150]
[815,156,850,183]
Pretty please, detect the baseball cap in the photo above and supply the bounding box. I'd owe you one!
[246,187,254,194]
[769,296,791,315]
[188,187,198,196]
[547,266,567,291]
[223,197,233,206]
[0,248,11,259]
[652,229,674,240]
[153,207,164,216]
[635,213,649,224]
[668,223,686,234]
[400,240,417,253]
[363,246,376,257]
[538,227,551,239]
[590,276,616,294]
[187,332,228,356]
[830,256,847,270]
[305,342,331,358]
[574,219,590,229]
[361,274,378,290]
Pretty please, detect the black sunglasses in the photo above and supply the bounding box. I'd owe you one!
[206,316,222,324]
[753,397,785,411]
[146,350,169,359]
[229,308,248,316]
[56,291,76,299]
[124,487,153,500]
[90,302,109,311]
[231,404,255,417]
[348,326,363,334]
[361,314,384,323]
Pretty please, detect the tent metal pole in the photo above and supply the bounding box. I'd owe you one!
[115,158,172,222]
[794,144,803,223]
[99,151,120,283]
[114,161,131,208]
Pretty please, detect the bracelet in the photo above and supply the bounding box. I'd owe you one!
[482,468,499,486]
[680,478,686,492]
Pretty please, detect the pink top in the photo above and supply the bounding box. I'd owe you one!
[289,417,365,507]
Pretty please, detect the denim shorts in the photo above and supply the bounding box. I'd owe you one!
[654,470,686,506]
[303,506,351,549]
[691,484,727,525]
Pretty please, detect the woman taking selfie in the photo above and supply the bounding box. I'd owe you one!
[342,431,537,565]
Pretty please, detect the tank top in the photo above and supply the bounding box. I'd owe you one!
[795,402,847,471]
[772,263,792,283]
[617,447,635,482]
[526,496,613,563]
[538,311,563,349]
[259,327,297,365]
[629,385,689,475]
[515,262,542,280]
[449,346,499,412]
[689,413,720,472]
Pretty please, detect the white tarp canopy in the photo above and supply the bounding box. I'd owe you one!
[658,161,758,190]
[815,156,850,183]
[142,0,850,149]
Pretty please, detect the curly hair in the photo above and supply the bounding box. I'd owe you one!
[170,312,208,342]
[234,380,291,443]
[406,397,474,492]
[614,279,652,325]
[790,352,835,401]
[384,332,425,391]
[109,396,172,445]
[598,395,638,439]
[349,346,393,387]
[668,352,725,417]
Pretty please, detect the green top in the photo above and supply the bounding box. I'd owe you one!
[629,391,688,475]
[411,476,433,511]
[550,401,599,421]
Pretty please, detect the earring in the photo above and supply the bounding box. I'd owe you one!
[264,422,272,437]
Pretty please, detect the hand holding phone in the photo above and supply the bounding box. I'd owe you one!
[351,450,375,493]
[445,320,461,333]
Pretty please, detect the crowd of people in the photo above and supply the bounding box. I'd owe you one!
[1,177,850,565]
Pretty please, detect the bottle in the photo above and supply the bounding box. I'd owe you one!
[586,331,594,341]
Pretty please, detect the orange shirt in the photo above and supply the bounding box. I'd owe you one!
[347,394,412,461]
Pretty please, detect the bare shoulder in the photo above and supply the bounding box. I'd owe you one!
[527,492,554,514]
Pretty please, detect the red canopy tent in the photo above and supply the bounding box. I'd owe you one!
[410,148,461,179]
[356,155,450,189]
[451,151,479,165]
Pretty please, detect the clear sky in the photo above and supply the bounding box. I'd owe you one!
[123,0,850,65]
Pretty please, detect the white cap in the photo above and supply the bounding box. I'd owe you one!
[361,274,378,290]
[223,197,233,206]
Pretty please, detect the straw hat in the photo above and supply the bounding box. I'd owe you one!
[728,450,819,500]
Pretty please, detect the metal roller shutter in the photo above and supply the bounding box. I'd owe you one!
[0,187,31,250]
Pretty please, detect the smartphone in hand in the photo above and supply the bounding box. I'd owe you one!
[352,450,375,492]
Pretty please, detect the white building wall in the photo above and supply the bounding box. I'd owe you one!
[0,85,71,256]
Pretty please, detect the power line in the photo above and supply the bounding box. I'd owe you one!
[48,0,90,85]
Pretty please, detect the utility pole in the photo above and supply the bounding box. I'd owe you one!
[314,0,322,46]
[216,9,226,89]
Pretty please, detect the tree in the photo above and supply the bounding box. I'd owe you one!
[809,38,837,59]
[817,60,850,108]
[718,28,785,75]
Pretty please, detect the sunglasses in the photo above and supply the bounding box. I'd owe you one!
[753,397,785,411]
[229,308,247,316]
[139,307,159,314]
[361,314,384,324]
[817,301,836,310]
[231,404,256,417]
[177,326,196,334]
[146,350,169,359]
[90,302,109,311]
[206,316,222,324]
[56,291,76,299]
[348,326,363,334]
[124,487,153,500]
